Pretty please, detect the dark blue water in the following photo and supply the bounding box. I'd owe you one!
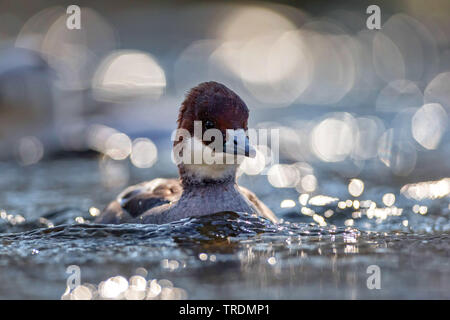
[0,158,448,299]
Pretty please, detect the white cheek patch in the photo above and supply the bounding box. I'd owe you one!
[190,136,207,165]
[175,136,233,165]
[172,136,204,165]
[176,137,239,180]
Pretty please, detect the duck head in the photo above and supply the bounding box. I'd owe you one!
[173,81,256,185]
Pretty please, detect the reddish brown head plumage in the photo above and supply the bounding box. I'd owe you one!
[177,82,249,136]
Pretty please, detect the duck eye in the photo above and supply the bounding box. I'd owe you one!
[204,120,215,130]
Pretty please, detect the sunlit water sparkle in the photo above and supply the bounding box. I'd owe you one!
[0,159,449,299]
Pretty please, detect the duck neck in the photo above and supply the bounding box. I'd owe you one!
[178,163,238,189]
[174,163,255,216]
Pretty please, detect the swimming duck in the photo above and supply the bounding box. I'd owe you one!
[96,81,277,224]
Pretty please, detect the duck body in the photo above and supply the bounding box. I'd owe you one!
[97,176,277,224]
[96,81,277,225]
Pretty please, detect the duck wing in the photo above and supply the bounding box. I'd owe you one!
[96,179,277,224]
[239,186,278,223]
[95,178,182,224]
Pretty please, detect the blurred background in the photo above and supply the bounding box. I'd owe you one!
[0,0,449,221]
[0,0,449,300]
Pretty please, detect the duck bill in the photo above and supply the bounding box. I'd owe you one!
[224,129,256,158]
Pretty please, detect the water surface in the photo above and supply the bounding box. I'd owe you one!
[0,158,449,299]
